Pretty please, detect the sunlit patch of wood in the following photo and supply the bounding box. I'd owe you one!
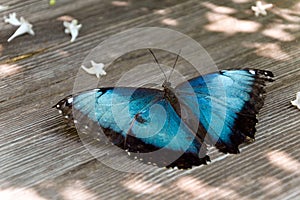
[0,44,3,57]
[202,2,237,14]
[0,64,21,78]
[176,176,243,199]
[111,1,129,7]
[295,2,300,10]
[262,24,299,42]
[122,177,165,194]
[161,18,178,26]
[266,150,300,174]
[258,176,284,197]
[0,187,46,200]
[56,49,71,58]
[271,7,300,23]
[154,9,168,15]
[140,7,149,12]
[231,0,252,3]
[242,42,291,61]
[61,181,97,200]
[205,12,261,35]
[57,15,74,22]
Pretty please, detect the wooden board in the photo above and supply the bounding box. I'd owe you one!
[1,0,300,199]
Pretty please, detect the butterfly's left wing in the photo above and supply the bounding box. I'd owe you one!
[54,87,209,169]
[175,69,274,153]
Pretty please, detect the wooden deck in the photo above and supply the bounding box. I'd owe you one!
[1,0,300,199]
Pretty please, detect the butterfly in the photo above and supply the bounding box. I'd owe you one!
[54,50,274,169]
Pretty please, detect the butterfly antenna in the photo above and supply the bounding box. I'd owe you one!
[148,49,168,81]
[167,49,181,82]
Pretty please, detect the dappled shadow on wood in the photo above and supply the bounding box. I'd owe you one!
[1,0,300,199]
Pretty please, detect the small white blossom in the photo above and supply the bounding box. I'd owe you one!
[63,19,82,42]
[4,12,21,26]
[81,61,106,78]
[7,17,34,42]
[0,5,9,11]
[291,92,300,110]
[251,1,273,17]
[4,13,35,42]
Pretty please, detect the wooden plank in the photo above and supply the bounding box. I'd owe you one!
[0,0,300,199]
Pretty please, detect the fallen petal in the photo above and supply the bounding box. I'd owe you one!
[4,13,21,26]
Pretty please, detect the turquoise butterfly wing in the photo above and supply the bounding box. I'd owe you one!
[55,87,209,168]
[175,69,273,154]
[54,69,273,169]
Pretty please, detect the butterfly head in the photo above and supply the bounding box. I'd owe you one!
[162,80,172,89]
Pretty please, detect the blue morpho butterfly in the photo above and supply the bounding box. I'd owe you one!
[54,49,274,169]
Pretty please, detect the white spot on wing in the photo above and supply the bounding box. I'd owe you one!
[67,97,73,104]
[249,69,256,75]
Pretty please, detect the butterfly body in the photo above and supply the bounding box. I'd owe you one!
[54,69,273,169]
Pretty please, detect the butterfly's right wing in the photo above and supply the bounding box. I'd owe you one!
[54,87,209,169]
[175,69,274,154]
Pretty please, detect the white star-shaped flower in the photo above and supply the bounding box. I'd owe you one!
[4,13,35,42]
[251,1,273,17]
[63,19,82,42]
[81,61,106,78]
[291,92,300,110]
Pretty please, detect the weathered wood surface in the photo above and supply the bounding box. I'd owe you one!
[1,0,300,199]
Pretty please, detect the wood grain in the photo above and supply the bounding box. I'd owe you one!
[0,0,300,199]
